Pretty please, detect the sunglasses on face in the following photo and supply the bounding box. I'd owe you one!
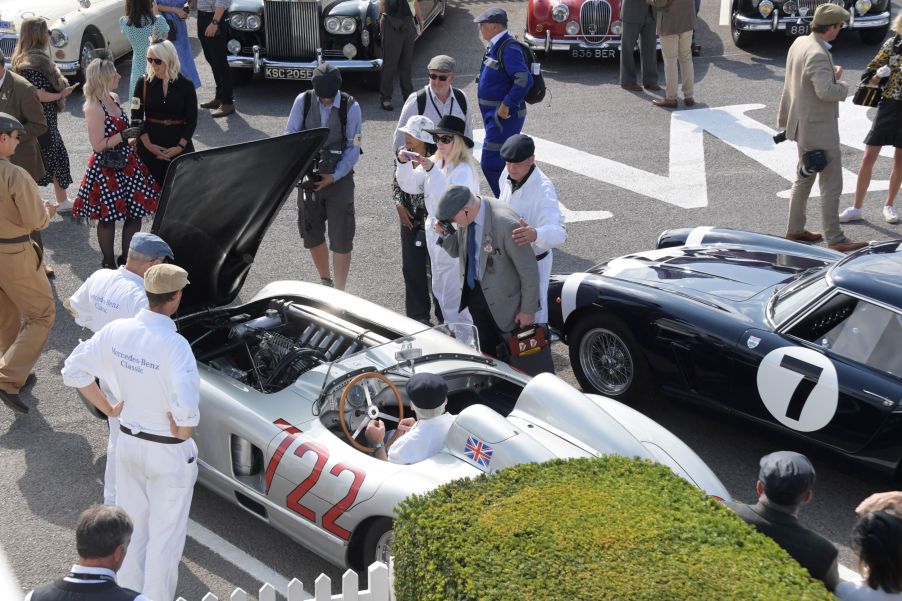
[435,135,455,144]
[428,73,449,81]
[147,57,163,65]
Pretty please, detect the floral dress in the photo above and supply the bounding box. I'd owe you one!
[73,97,160,222]
[18,69,72,189]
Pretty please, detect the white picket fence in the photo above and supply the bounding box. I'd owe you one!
[176,561,392,601]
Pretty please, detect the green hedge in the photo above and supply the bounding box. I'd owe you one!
[393,456,834,601]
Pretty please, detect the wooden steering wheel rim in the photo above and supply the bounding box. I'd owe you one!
[338,372,404,453]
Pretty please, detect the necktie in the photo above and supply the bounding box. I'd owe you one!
[466,222,477,289]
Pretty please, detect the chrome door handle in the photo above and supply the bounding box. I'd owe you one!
[864,389,896,407]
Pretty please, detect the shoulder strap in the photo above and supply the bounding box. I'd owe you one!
[142,75,147,107]
[452,88,468,115]
[301,91,311,129]
[339,92,353,140]
[496,37,521,82]
[416,88,427,115]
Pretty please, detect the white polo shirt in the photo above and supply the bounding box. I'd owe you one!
[388,412,455,464]
[66,267,148,332]
[62,309,200,436]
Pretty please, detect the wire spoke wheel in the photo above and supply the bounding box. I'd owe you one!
[581,328,634,395]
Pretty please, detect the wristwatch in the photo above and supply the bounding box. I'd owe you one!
[373,442,385,451]
[211,18,220,25]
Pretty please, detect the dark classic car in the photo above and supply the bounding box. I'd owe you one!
[525,0,625,58]
[548,227,902,476]
[730,0,890,47]
[224,0,446,83]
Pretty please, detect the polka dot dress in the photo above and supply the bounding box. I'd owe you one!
[73,96,160,222]
[19,69,73,189]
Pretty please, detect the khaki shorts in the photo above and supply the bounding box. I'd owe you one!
[297,174,355,253]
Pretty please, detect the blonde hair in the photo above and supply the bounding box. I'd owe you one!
[893,12,902,34]
[434,136,477,172]
[83,57,118,109]
[146,40,180,82]
[10,17,50,71]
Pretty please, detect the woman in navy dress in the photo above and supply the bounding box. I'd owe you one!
[73,55,161,268]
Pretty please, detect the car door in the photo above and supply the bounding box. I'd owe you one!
[411,0,435,30]
[731,291,902,454]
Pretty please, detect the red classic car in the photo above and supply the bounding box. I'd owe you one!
[525,0,624,58]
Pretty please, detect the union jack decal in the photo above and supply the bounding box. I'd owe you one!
[464,436,493,468]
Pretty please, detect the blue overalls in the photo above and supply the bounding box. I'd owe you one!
[478,32,533,196]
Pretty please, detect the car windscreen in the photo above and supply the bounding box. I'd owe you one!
[770,272,830,326]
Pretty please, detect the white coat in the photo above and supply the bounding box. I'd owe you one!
[498,165,566,323]
[396,158,479,332]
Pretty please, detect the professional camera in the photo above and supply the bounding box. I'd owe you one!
[773,131,787,144]
[798,149,828,178]
[438,219,456,237]
[300,168,322,191]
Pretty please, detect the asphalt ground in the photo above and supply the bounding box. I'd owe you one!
[3,0,902,598]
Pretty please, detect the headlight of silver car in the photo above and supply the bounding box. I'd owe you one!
[551,3,570,22]
[245,14,262,30]
[50,29,68,48]
[565,20,580,35]
[340,17,357,34]
[325,16,343,34]
[758,0,774,17]
[229,13,247,28]
[855,0,871,14]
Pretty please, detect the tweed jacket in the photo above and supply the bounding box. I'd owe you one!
[650,0,695,35]
[440,197,541,332]
[0,69,47,182]
[778,33,848,150]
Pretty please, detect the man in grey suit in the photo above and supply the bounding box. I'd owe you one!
[727,451,839,592]
[620,0,659,91]
[778,4,865,253]
[434,185,540,357]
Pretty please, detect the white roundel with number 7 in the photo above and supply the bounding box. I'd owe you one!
[756,347,839,432]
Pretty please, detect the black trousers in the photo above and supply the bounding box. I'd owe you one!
[379,14,416,101]
[461,281,503,358]
[399,220,433,323]
[197,11,233,104]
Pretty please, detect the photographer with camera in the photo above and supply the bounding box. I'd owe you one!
[777,4,866,253]
[285,63,362,290]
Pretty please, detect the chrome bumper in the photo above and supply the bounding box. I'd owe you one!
[524,31,622,52]
[57,61,81,76]
[734,10,889,31]
[227,46,382,73]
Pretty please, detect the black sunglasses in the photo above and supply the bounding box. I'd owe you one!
[428,73,449,81]
[435,134,455,144]
[147,57,163,65]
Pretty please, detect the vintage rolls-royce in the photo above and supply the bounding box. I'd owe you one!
[0,0,130,80]
[525,0,625,58]
[224,0,446,83]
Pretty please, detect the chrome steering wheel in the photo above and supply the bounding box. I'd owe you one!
[339,372,404,453]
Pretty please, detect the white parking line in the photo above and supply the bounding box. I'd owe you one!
[720,0,731,26]
[187,519,301,597]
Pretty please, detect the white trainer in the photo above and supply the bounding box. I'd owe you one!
[884,205,900,224]
[838,206,863,222]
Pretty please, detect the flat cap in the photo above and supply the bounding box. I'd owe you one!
[144,263,189,294]
[312,63,342,99]
[813,3,849,25]
[427,54,456,72]
[407,373,448,410]
[500,134,535,163]
[473,7,508,25]
[0,112,25,134]
[130,232,174,259]
[436,184,473,221]
[759,451,816,506]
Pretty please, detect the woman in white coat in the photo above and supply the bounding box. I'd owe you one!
[396,115,478,335]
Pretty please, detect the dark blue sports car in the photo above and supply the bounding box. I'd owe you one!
[548,227,902,475]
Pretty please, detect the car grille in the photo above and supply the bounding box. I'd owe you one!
[580,0,612,43]
[0,35,18,57]
[263,0,320,60]
[797,0,843,15]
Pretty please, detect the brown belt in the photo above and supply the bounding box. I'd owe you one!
[146,117,186,126]
[120,424,184,444]
[0,234,30,244]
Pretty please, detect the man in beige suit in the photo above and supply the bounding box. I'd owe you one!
[778,5,866,253]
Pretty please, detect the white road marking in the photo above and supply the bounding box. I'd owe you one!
[720,0,731,26]
[186,519,303,597]
[840,564,861,583]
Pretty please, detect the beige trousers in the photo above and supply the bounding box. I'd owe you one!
[788,146,844,244]
[0,241,55,394]
[660,31,694,100]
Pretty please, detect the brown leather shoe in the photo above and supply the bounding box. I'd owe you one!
[200,98,221,109]
[828,240,868,253]
[621,83,643,92]
[644,83,662,91]
[0,389,28,414]
[683,97,696,107]
[786,230,823,242]
[652,98,678,108]
[212,103,235,118]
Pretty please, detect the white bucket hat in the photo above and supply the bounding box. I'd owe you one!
[397,115,435,144]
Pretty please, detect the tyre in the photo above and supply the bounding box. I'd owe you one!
[362,517,394,568]
[860,25,889,45]
[568,314,650,403]
[75,37,98,83]
[730,9,754,48]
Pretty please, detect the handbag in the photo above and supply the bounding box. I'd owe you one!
[97,144,127,169]
[503,324,555,376]
[853,71,884,108]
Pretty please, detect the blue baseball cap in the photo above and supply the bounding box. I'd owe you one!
[130,232,174,259]
[474,7,508,25]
